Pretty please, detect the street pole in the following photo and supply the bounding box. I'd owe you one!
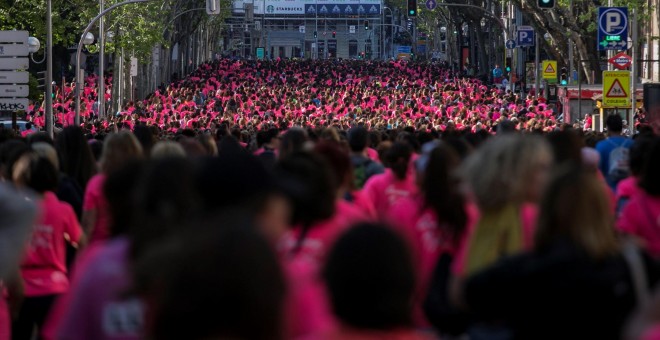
[99,0,105,119]
[568,0,574,85]
[315,0,318,60]
[46,0,53,138]
[630,8,637,134]
[381,7,384,59]
[534,31,540,98]
[75,0,148,126]
[607,0,613,71]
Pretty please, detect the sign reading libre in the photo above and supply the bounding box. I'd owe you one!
[602,71,631,107]
[597,7,628,50]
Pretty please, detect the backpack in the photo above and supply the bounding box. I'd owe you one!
[353,158,373,189]
[607,139,631,184]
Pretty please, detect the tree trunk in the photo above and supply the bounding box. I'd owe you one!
[111,48,121,115]
[476,26,489,76]
[123,51,131,106]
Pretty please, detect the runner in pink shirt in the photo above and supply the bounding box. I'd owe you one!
[315,224,433,340]
[616,135,655,215]
[362,142,417,220]
[82,132,143,243]
[11,153,84,339]
[618,137,660,258]
[389,142,472,328]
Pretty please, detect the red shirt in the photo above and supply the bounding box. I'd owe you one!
[20,192,83,297]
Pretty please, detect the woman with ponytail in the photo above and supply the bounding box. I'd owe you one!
[389,141,475,328]
[361,142,417,220]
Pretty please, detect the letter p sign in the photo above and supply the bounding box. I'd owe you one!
[606,13,621,32]
[598,7,628,50]
[598,7,628,36]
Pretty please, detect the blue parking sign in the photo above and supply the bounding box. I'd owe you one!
[598,7,628,50]
[517,26,534,47]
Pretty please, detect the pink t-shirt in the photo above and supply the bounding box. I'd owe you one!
[83,174,110,243]
[303,327,434,340]
[278,200,368,266]
[51,237,143,340]
[616,176,642,214]
[361,169,417,220]
[389,197,479,327]
[618,193,660,258]
[284,256,336,338]
[0,289,8,340]
[366,148,380,162]
[21,192,82,297]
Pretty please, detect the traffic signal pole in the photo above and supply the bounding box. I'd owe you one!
[534,32,540,98]
[630,8,636,134]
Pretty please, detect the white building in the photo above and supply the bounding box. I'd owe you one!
[229,0,392,59]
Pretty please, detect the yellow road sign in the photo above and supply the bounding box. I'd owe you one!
[602,71,631,108]
[542,60,557,79]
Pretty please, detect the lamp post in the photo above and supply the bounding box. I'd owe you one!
[98,0,105,119]
[75,0,149,126]
[46,0,53,138]
[382,7,393,59]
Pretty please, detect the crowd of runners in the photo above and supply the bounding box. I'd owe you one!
[0,58,659,339]
[26,59,581,137]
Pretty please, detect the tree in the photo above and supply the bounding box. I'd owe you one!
[513,0,652,84]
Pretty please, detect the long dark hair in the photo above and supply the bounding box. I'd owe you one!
[422,144,467,242]
[140,213,286,340]
[323,223,415,330]
[385,142,412,180]
[275,152,336,253]
[640,137,660,196]
[55,126,97,189]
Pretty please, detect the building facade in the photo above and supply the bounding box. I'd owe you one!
[229,0,393,59]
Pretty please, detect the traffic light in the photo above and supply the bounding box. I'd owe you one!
[364,20,369,30]
[332,31,336,38]
[560,67,568,85]
[505,66,511,73]
[407,0,417,16]
[537,0,555,9]
[314,31,317,38]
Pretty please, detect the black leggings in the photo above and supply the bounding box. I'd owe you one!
[11,294,58,340]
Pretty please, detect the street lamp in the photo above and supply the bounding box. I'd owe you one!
[83,32,95,45]
[28,37,45,63]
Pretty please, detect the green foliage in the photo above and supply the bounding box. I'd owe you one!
[0,0,86,46]
[1,0,231,64]
[28,73,42,102]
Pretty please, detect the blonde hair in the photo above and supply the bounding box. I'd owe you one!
[32,142,59,171]
[151,141,186,159]
[535,166,619,259]
[320,127,341,143]
[462,135,551,211]
[100,131,143,174]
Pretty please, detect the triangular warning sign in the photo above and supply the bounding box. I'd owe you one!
[606,79,628,98]
[544,64,555,73]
